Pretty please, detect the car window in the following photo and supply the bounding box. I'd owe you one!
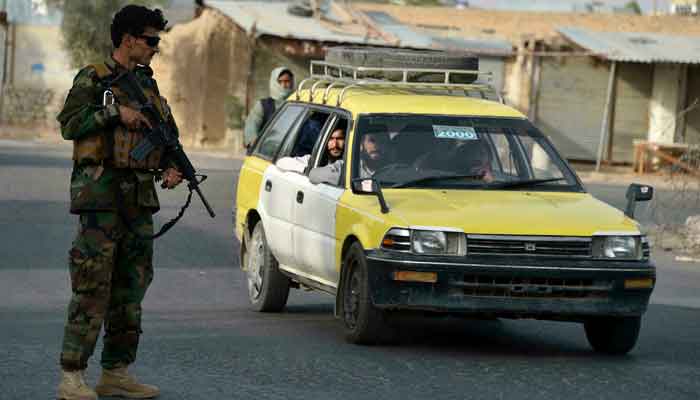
[254,105,304,160]
[520,135,566,180]
[315,117,348,168]
[352,115,581,191]
[490,132,520,177]
[289,110,332,157]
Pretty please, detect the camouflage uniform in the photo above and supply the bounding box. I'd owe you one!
[57,57,170,371]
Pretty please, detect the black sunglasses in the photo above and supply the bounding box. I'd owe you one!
[136,35,161,48]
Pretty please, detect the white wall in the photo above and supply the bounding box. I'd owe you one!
[11,24,75,91]
[480,56,505,95]
[649,64,686,144]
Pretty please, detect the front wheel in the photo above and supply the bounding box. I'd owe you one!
[341,243,394,344]
[584,316,641,355]
[245,221,290,312]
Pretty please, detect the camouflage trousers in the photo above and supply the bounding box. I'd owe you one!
[60,207,154,371]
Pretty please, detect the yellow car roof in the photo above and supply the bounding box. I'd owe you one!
[294,87,526,118]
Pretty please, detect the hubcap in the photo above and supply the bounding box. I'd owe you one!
[247,228,264,300]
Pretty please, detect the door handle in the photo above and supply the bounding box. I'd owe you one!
[265,180,272,192]
[296,191,304,204]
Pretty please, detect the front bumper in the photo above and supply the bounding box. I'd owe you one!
[365,250,656,320]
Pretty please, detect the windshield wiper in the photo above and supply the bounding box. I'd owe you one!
[390,174,485,188]
[487,177,567,189]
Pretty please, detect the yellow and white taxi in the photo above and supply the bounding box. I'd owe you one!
[235,57,655,354]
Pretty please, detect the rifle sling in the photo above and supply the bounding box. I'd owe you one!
[115,178,194,240]
[110,70,192,239]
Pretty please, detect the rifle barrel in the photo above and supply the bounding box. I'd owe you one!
[193,184,216,218]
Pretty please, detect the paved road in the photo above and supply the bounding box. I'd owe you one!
[1,141,699,400]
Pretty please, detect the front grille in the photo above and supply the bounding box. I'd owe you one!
[454,275,611,299]
[467,235,592,258]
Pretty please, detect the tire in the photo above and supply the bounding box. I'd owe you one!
[340,242,395,344]
[584,316,641,355]
[244,221,290,312]
[325,47,479,84]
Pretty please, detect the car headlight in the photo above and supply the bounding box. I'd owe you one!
[592,236,641,260]
[412,231,447,254]
[382,228,464,255]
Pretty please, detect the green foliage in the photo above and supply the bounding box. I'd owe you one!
[623,1,642,15]
[57,0,167,68]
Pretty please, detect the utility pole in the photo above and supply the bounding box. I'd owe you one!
[0,0,7,124]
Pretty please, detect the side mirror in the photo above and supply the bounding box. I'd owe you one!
[351,178,379,194]
[624,183,653,218]
[351,178,389,213]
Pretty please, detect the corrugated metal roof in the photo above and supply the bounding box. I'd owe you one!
[207,1,387,46]
[559,27,700,64]
[207,1,512,56]
[364,10,513,55]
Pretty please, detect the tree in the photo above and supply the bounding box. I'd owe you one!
[50,0,164,68]
[624,1,642,15]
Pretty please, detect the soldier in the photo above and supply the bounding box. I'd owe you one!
[56,5,182,400]
[243,67,295,149]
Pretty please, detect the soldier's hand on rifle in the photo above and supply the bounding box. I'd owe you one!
[119,105,153,130]
[161,167,183,189]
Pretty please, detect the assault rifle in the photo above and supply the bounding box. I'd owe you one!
[110,70,216,218]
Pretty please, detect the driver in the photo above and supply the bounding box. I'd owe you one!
[358,128,391,178]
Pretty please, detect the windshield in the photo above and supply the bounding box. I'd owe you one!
[352,115,581,191]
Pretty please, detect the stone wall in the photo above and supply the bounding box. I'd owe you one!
[1,85,56,124]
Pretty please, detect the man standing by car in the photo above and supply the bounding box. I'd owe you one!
[56,5,182,400]
[243,67,295,149]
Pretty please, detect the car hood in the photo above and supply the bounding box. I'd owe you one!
[380,189,640,236]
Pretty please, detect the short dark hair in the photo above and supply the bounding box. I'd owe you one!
[110,5,168,48]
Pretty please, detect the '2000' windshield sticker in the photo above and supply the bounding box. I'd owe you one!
[433,125,478,140]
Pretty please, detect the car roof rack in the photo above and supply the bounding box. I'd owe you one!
[295,60,504,107]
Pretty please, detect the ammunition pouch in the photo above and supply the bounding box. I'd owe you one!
[113,126,164,169]
[72,62,166,170]
[73,133,108,165]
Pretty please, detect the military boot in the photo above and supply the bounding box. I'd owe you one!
[95,367,160,399]
[56,369,97,400]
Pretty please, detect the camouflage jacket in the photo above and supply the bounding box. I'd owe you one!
[57,57,175,215]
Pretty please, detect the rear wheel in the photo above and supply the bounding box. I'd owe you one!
[341,243,394,344]
[584,316,641,355]
[245,221,290,312]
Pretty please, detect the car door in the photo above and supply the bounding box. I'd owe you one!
[291,115,348,289]
[255,104,305,266]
